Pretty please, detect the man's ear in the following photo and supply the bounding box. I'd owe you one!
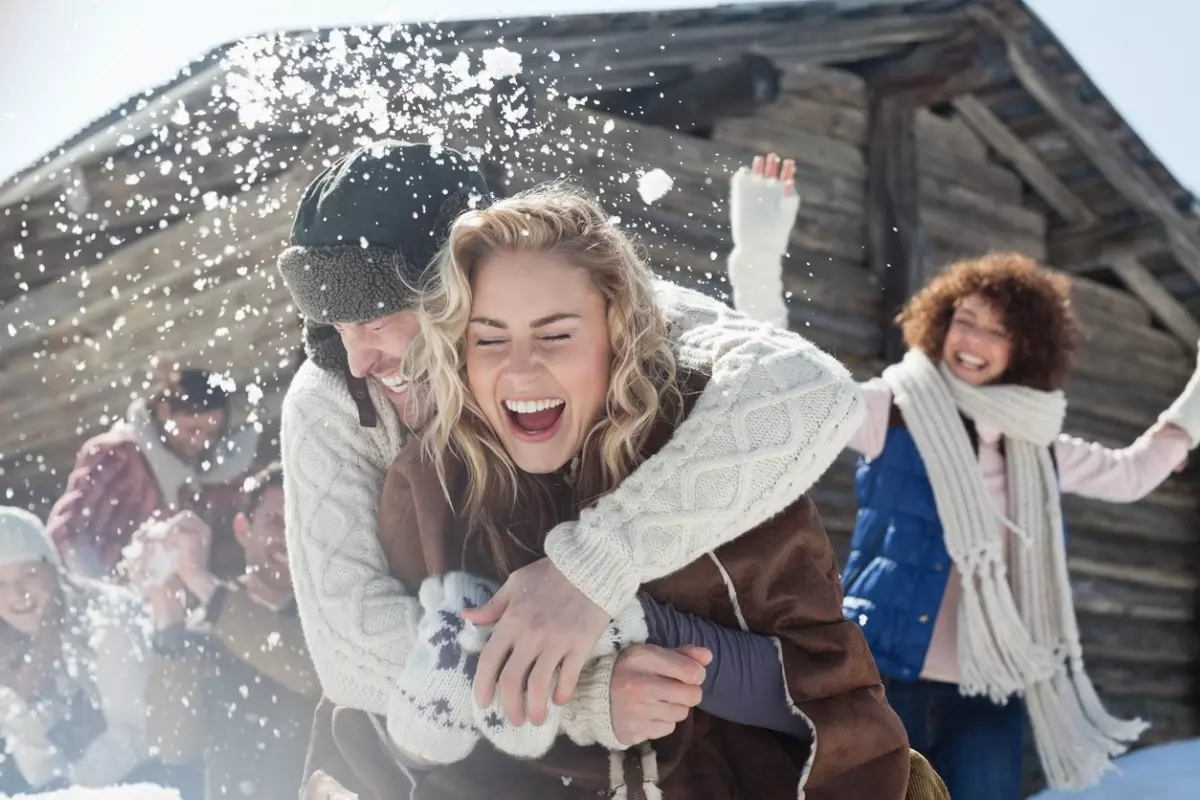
[233,512,250,547]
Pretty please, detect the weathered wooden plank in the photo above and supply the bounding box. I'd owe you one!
[1108,255,1200,350]
[1064,269,1154,326]
[712,117,866,181]
[920,173,1047,241]
[1071,339,1189,393]
[779,65,867,108]
[1075,310,1187,362]
[752,95,867,142]
[626,205,877,316]
[951,94,1097,226]
[1077,614,1197,666]
[861,27,1012,110]
[1072,577,1194,624]
[997,25,1200,283]
[917,138,1025,202]
[916,109,989,162]
[1064,495,1197,549]
[1064,373,1175,431]
[1068,536,1198,593]
[596,54,780,133]
[752,94,990,164]
[866,97,921,362]
[921,211,1044,263]
[1086,662,1195,700]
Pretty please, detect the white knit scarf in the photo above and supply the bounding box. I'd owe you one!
[882,350,1147,790]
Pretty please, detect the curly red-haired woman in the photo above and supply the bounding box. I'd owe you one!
[731,160,1200,800]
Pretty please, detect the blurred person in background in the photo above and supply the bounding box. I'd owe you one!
[0,506,164,793]
[46,366,258,579]
[134,463,320,800]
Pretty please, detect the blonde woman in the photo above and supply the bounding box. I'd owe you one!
[366,184,913,800]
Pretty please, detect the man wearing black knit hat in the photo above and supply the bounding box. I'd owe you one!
[278,141,865,772]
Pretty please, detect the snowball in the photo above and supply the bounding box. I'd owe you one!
[481,47,522,80]
[637,169,674,204]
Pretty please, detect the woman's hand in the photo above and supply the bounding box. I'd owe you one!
[727,152,800,328]
[610,644,710,746]
[462,558,611,726]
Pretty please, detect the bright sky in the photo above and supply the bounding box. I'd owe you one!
[0,0,1196,195]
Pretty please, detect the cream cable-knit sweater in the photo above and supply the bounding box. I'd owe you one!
[283,281,863,714]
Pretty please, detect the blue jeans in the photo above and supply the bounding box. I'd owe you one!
[884,678,1024,800]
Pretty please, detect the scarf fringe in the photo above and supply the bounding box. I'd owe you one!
[1026,666,1146,791]
[957,565,1058,702]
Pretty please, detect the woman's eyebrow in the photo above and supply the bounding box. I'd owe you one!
[468,312,581,328]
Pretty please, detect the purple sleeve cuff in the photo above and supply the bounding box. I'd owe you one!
[638,595,812,741]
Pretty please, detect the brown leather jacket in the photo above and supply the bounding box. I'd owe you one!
[304,374,911,799]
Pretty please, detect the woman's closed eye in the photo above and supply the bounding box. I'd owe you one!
[473,337,508,348]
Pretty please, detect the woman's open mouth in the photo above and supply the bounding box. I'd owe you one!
[503,398,565,442]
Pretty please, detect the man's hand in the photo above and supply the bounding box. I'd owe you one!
[160,511,219,602]
[610,644,710,746]
[462,557,610,726]
[144,577,188,630]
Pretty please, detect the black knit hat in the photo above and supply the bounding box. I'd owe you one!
[278,140,492,370]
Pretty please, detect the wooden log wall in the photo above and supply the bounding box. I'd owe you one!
[0,50,1195,752]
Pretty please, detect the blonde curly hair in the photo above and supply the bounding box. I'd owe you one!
[405,183,681,573]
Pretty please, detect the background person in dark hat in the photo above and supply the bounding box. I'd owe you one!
[277,141,864,736]
[46,366,258,579]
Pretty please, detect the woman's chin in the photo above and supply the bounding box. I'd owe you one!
[509,445,574,475]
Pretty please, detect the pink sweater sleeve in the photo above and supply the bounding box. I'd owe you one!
[846,378,893,461]
[1055,424,1190,503]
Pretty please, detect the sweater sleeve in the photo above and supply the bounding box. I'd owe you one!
[545,281,865,615]
[282,362,421,715]
[44,439,147,576]
[71,583,152,787]
[1056,424,1190,503]
[639,596,810,738]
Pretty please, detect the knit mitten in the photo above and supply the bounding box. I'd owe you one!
[469,599,647,758]
[726,166,801,329]
[1159,341,1200,446]
[386,571,497,765]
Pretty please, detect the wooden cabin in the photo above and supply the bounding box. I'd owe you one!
[1,0,1197,788]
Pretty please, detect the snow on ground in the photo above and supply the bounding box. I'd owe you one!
[1028,739,1200,800]
[9,785,179,799]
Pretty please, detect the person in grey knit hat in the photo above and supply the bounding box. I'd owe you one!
[0,507,159,792]
[277,141,864,774]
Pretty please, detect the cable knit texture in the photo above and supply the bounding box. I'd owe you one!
[546,281,864,615]
[282,361,416,714]
[284,284,862,712]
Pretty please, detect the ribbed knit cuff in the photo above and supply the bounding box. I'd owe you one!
[561,653,624,751]
[544,520,640,618]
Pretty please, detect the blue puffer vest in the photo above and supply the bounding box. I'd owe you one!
[841,419,954,681]
[841,405,1059,681]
